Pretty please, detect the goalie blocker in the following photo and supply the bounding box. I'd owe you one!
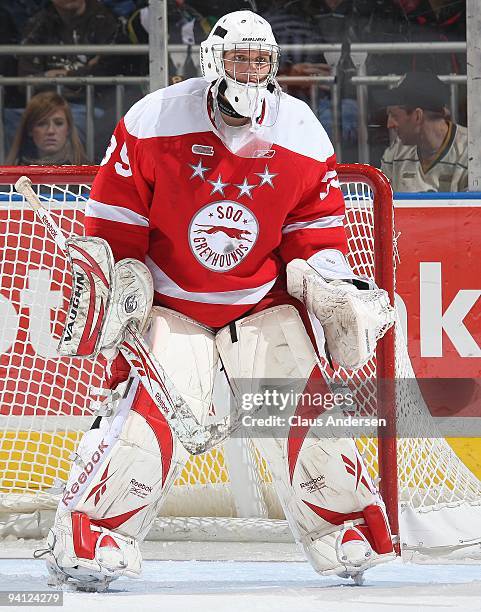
[59,236,153,358]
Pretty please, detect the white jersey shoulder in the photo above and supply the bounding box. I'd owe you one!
[123,78,334,164]
[124,78,212,139]
[270,92,335,163]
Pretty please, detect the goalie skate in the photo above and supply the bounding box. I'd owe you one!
[40,512,141,592]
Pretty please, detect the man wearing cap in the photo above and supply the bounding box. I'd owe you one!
[379,71,467,192]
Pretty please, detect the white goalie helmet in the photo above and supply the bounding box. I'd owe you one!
[200,10,280,120]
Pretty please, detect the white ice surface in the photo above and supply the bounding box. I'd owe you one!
[1,551,481,612]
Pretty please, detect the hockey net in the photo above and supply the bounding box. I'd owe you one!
[1,165,481,559]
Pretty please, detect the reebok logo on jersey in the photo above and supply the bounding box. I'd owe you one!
[189,201,258,272]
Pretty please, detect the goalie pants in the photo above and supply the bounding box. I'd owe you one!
[58,298,393,574]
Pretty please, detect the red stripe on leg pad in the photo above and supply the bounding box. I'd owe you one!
[288,366,330,483]
[303,500,364,525]
[132,385,173,487]
[91,505,147,530]
[362,504,394,554]
[72,512,101,560]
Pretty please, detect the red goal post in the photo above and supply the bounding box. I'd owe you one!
[337,163,398,544]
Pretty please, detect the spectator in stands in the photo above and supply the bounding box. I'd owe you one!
[0,6,22,109]
[18,0,124,99]
[306,0,466,159]
[392,0,466,74]
[6,92,89,165]
[15,0,126,154]
[100,0,137,19]
[258,0,365,160]
[126,1,212,86]
[378,71,467,192]
[0,0,48,33]
[366,0,467,163]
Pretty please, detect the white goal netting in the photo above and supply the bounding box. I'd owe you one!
[1,167,481,558]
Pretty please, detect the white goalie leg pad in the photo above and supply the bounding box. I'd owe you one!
[216,304,319,386]
[286,253,395,370]
[48,307,218,587]
[59,308,218,532]
[46,377,161,588]
[217,305,395,578]
[147,306,219,422]
[280,436,396,577]
[271,434,395,578]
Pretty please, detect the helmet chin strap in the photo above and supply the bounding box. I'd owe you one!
[217,80,246,119]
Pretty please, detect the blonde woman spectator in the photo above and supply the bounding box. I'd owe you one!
[6,92,89,165]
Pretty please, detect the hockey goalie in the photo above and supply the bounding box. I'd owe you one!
[42,10,397,591]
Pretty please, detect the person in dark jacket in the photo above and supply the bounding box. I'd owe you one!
[18,0,125,102]
[17,0,129,159]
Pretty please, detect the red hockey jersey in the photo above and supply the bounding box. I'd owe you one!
[85,78,347,327]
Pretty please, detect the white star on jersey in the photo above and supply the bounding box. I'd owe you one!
[234,177,256,199]
[255,165,277,188]
[189,160,210,181]
[208,174,229,196]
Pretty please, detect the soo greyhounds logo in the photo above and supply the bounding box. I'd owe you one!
[189,201,258,272]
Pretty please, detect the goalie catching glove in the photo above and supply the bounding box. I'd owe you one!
[59,236,153,358]
[287,250,395,370]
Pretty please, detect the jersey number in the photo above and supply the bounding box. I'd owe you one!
[100,134,132,178]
